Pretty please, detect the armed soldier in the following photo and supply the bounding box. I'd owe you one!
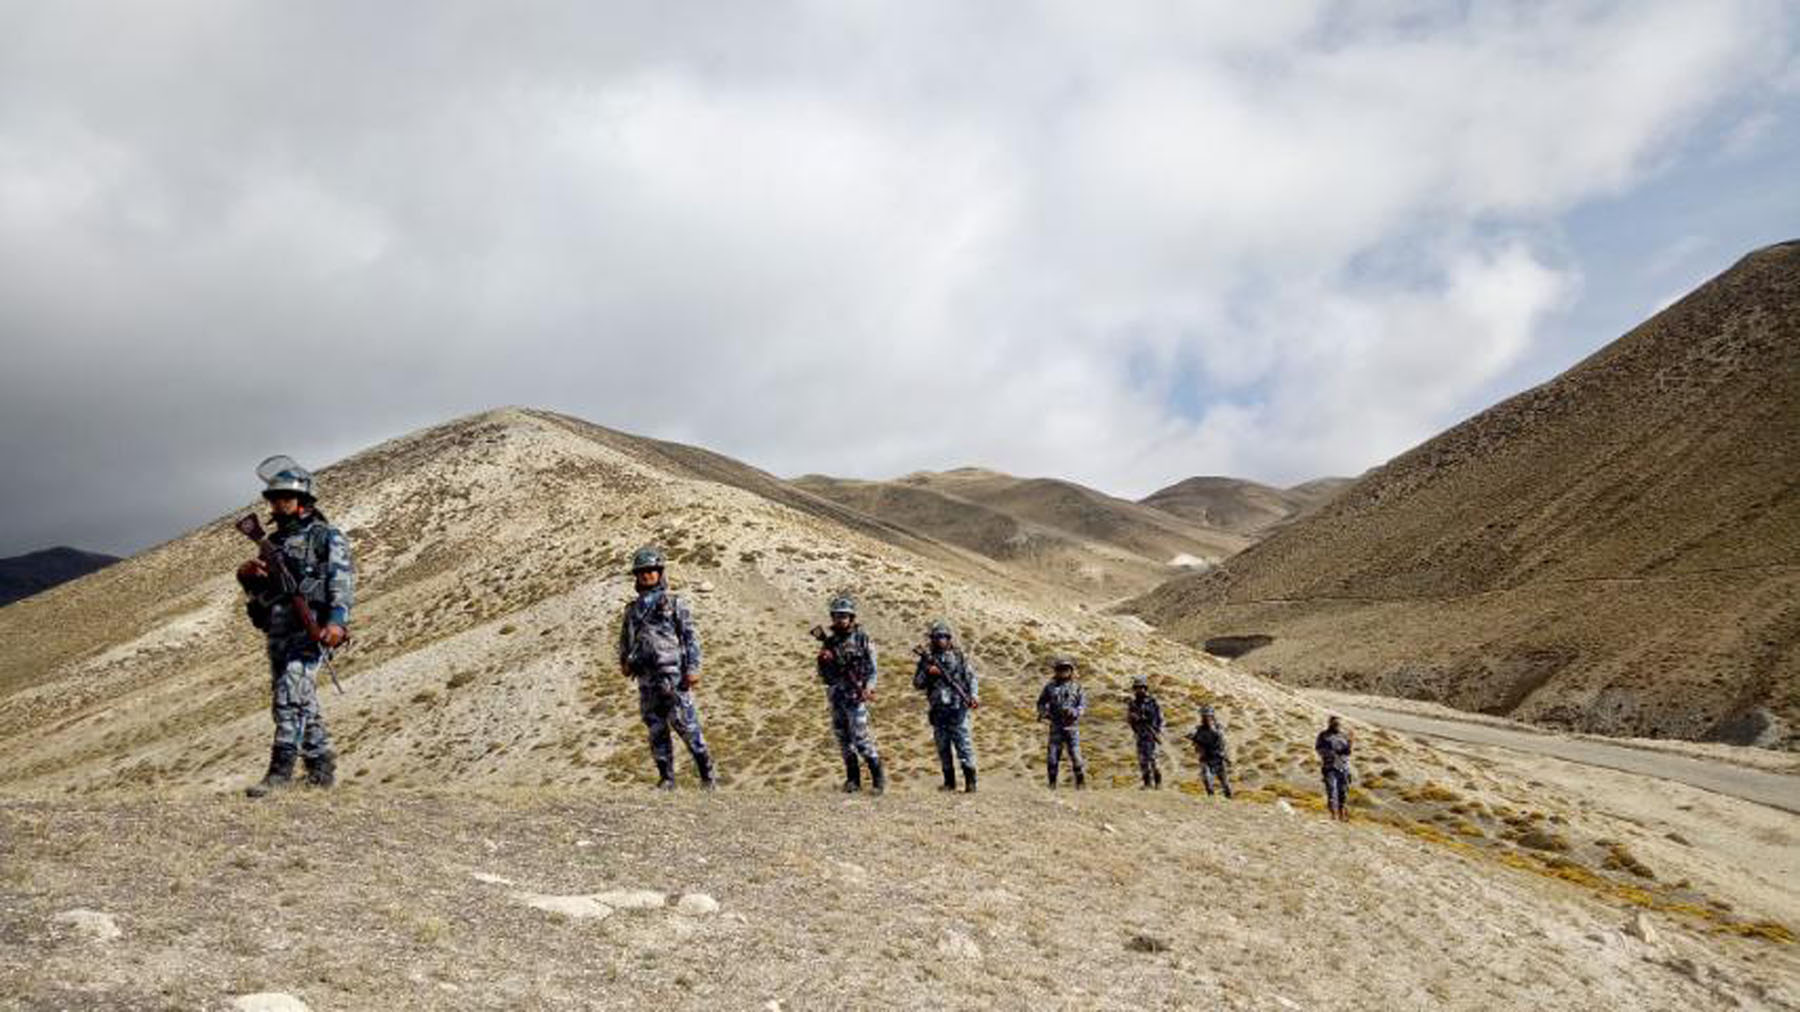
[812,595,886,794]
[618,546,717,791]
[912,620,979,793]
[1316,715,1354,821]
[1126,675,1165,789]
[234,456,354,798]
[1187,705,1232,798]
[1036,656,1088,789]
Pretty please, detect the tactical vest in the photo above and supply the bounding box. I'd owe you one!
[823,629,872,689]
[626,591,689,677]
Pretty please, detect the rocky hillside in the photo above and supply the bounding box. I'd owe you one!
[1,407,1794,1008]
[1129,241,1800,749]
[0,547,118,607]
[793,469,1247,601]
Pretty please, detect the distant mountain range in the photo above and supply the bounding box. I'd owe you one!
[0,547,119,607]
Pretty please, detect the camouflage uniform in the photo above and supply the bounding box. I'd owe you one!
[817,625,883,791]
[619,586,715,787]
[1127,689,1165,789]
[242,510,354,786]
[1037,677,1087,788]
[1188,719,1232,798]
[913,645,978,791]
[1316,726,1353,816]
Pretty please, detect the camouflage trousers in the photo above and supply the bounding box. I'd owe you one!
[267,636,332,761]
[829,694,880,763]
[1134,733,1161,782]
[1322,768,1350,811]
[1201,759,1232,797]
[930,710,976,772]
[638,679,711,772]
[1047,724,1085,783]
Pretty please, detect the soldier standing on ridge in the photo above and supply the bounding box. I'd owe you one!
[1126,675,1164,789]
[236,456,354,798]
[1036,656,1088,789]
[813,595,886,794]
[1316,715,1354,821]
[618,546,717,791]
[913,620,979,793]
[1187,705,1232,798]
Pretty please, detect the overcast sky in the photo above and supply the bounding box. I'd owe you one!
[3,2,1797,557]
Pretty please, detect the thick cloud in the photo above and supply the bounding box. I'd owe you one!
[1,1,1795,554]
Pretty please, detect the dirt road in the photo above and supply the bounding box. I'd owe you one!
[1313,692,1800,815]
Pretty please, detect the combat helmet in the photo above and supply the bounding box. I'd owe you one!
[829,595,856,616]
[1131,674,1149,689]
[928,619,954,639]
[1051,654,1077,672]
[256,455,316,503]
[631,545,666,573]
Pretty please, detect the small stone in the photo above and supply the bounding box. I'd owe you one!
[696,581,716,593]
[1624,911,1659,946]
[675,893,720,916]
[1275,799,1296,816]
[231,994,311,1012]
[470,872,514,886]
[575,840,594,848]
[1100,823,1118,835]
[512,892,615,920]
[1273,997,1300,1010]
[592,889,668,911]
[51,909,121,942]
[937,928,982,961]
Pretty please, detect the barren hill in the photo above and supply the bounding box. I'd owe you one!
[0,546,118,606]
[793,469,1247,601]
[1139,476,1351,536]
[1128,241,1800,749]
[2,407,1795,1008]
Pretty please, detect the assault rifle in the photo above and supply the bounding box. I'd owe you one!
[236,514,346,695]
[913,644,978,709]
[810,625,870,701]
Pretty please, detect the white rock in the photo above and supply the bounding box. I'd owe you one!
[511,892,615,920]
[575,840,594,848]
[676,893,720,916]
[51,909,121,942]
[231,994,311,1012]
[1275,799,1296,816]
[696,581,716,593]
[1624,911,1660,946]
[937,928,983,961]
[1100,823,1118,835]
[470,872,514,886]
[592,889,668,911]
[1273,996,1300,1010]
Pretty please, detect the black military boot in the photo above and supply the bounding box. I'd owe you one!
[1152,765,1162,789]
[962,765,977,794]
[867,756,886,796]
[697,754,718,792]
[302,750,337,789]
[842,756,863,793]
[245,745,297,799]
[1047,767,1058,790]
[939,760,958,792]
[1074,769,1087,790]
[655,759,676,791]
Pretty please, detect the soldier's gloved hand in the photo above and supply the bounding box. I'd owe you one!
[926,665,942,677]
[680,672,699,690]
[236,559,269,585]
[860,689,875,703]
[817,648,835,663]
[319,624,347,648]
[969,698,981,710]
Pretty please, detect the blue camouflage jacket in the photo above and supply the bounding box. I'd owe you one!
[619,586,701,681]
[244,510,355,639]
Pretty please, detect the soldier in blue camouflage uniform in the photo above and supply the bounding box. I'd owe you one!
[235,457,354,798]
[1315,715,1354,820]
[1036,656,1088,789]
[814,595,886,794]
[913,620,979,793]
[1187,705,1232,798]
[618,546,717,790]
[1126,675,1165,789]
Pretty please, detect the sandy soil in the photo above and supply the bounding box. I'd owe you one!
[3,788,1796,1011]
